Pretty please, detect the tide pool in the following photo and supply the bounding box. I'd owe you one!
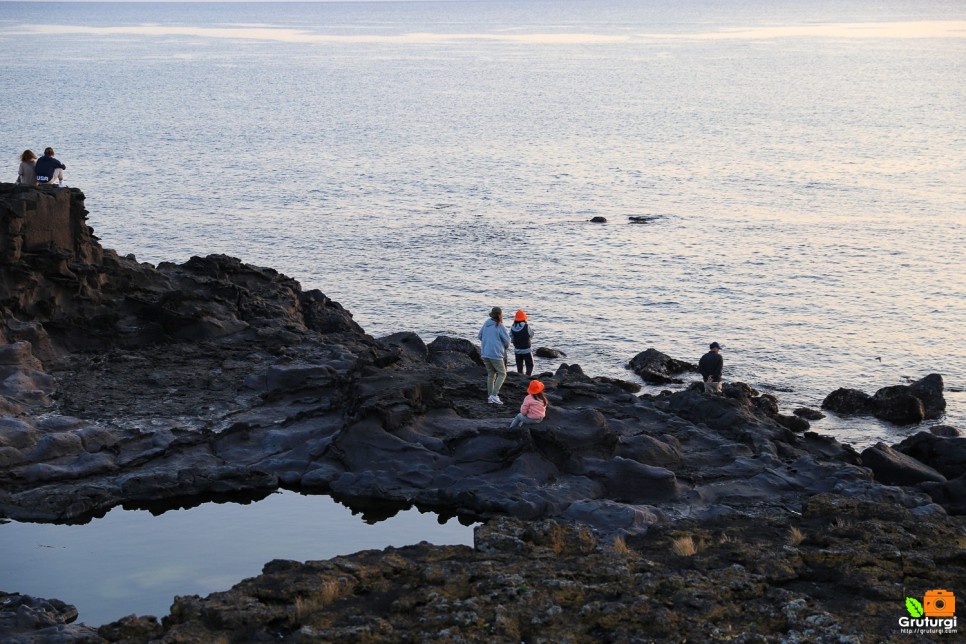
[0,490,475,626]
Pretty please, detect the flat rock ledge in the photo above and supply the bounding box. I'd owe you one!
[1,185,965,641]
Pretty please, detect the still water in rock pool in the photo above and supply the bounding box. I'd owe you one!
[0,490,475,626]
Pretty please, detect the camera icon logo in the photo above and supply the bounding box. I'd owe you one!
[923,589,956,617]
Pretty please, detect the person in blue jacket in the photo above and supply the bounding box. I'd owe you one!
[34,147,66,185]
[478,306,510,404]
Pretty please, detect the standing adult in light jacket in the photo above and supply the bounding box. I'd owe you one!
[478,306,510,404]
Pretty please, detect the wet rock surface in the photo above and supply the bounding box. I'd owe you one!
[822,374,947,425]
[627,347,695,384]
[1,186,964,641]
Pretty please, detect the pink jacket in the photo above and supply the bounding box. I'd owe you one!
[520,394,547,420]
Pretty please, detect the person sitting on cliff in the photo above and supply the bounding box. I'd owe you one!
[698,341,724,394]
[34,147,66,186]
[510,379,549,427]
[17,150,37,186]
[478,306,510,404]
[510,309,535,376]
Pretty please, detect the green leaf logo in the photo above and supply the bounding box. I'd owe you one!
[906,597,924,618]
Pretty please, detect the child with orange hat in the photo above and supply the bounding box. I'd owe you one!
[509,309,535,376]
[509,380,549,428]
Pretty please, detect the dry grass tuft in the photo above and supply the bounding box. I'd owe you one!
[788,526,806,546]
[320,580,341,604]
[672,535,698,557]
[718,533,739,545]
[831,517,851,530]
[293,581,342,620]
[612,535,632,557]
[548,525,566,554]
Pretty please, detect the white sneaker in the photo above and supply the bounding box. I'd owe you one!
[491,396,503,405]
[487,395,496,403]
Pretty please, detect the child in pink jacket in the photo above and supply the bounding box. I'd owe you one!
[509,380,549,428]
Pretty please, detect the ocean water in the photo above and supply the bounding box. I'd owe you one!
[1,1,965,446]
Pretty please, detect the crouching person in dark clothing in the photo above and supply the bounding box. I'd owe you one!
[34,147,66,186]
[698,341,723,394]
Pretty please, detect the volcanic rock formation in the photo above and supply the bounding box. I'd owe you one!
[1,184,964,642]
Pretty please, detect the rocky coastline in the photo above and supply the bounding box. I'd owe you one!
[1,185,963,642]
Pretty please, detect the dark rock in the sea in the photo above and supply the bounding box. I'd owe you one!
[590,216,607,223]
[534,346,566,359]
[775,413,810,433]
[871,385,926,424]
[822,375,946,426]
[628,215,660,224]
[753,394,780,416]
[626,348,694,385]
[821,387,874,415]
[793,407,825,420]
[930,424,962,437]
[378,331,429,362]
[860,442,946,486]
[906,373,946,419]
[894,431,966,479]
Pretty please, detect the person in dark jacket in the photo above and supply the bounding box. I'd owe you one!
[698,341,723,394]
[34,147,66,185]
[509,309,534,376]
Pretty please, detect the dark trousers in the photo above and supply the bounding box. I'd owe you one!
[515,352,533,376]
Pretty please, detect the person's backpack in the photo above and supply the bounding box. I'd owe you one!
[511,323,531,350]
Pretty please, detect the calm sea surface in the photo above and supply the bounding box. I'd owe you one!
[1,0,965,623]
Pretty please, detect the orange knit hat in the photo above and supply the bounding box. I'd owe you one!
[514,310,527,322]
[527,380,544,395]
